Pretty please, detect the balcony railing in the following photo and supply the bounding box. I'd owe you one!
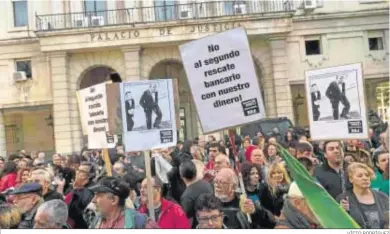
[35,1,297,32]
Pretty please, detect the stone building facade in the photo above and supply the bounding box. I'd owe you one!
[0,0,388,155]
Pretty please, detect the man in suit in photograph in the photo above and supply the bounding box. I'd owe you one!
[125,91,135,131]
[325,75,350,120]
[139,84,162,130]
[310,84,321,121]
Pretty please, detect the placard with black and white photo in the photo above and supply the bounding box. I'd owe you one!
[305,63,368,140]
[120,79,177,151]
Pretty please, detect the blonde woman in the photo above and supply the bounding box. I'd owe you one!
[259,163,291,216]
[337,162,389,229]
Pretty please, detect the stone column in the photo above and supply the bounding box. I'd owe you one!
[121,45,142,81]
[50,52,75,154]
[0,110,7,157]
[268,38,294,123]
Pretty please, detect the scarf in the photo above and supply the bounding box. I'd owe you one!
[280,199,318,229]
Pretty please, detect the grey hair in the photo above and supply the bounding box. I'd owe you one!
[37,199,68,227]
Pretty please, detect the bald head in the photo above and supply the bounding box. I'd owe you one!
[214,154,230,173]
[215,168,237,186]
[214,168,238,202]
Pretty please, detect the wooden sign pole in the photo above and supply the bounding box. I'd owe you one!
[144,150,156,221]
[102,148,112,177]
[228,129,252,224]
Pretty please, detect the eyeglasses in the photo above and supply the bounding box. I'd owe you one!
[197,214,222,224]
[214,179,231,186]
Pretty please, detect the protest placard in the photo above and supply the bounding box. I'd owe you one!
[120,79,177,151]
[305,63,368,140]
[77,83,114,149]
[179,27,265,133]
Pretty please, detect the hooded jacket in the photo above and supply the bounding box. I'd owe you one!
[139,198,190,229]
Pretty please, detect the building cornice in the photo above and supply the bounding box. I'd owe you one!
[293,9,389,22]
[0,100,53,110]
[34,13,294,38]
[0,37,39,46]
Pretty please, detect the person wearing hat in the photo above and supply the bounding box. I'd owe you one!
[89,177,158,229]
[276,181,320,229]
[11,182,43,229]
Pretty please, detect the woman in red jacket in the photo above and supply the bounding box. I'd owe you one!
[0,161,18,192]
[138,177,190,229]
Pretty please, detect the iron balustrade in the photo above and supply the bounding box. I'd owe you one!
[35,1,297,32]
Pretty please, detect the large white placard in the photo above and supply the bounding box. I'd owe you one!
[120,79,177,151]
[179,27,265,133]
[77,83,114,149]
[305,63,368,140]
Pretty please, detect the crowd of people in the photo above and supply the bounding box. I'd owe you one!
[0,126,388,229]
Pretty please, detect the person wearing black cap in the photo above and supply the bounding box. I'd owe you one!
[11,182,43,229]
[89,177,158,229]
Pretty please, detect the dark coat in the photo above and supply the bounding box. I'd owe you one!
[258,183,288,217]
[336,189,389,229]
[140,90,158,111]
[18,201,41,229]
[326,81,345,101]
[314,162,352,199]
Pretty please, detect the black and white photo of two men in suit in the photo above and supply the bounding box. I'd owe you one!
[139,84,163,130]
[325,75,351,120]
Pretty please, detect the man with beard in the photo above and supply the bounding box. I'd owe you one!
[314,141,352,199]
[89,177,158,229]
[11,183,43,228]
[325,75,350,120]
[276,182,321,229]
[139,83,162,129]
[214,168,275,229]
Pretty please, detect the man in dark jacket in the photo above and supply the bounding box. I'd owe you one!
[180,160,213,228]
[325,75,350,120]
[167,140,193,203]
[314,141,352,199]
[139,84,162,129]
[59,162,96,229]
[214,168,275,229]
[276,182,320,229]
[11,183,43,229]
